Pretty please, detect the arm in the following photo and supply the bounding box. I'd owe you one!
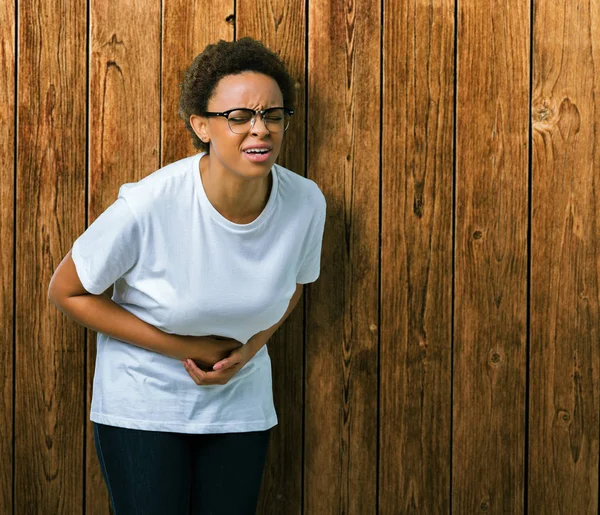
[238,282,305,363]
[48,250,239,362]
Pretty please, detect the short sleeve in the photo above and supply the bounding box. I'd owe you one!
[296,211,326,284]
[71,197,141,295]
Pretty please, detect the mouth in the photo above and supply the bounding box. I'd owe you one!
[242,147,273,163]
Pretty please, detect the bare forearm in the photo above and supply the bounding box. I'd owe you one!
[245,283,304,357]
[48,250,189,359]
[51,293,186,360]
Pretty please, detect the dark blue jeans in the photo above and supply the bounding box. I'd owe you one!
[93,422,271,515]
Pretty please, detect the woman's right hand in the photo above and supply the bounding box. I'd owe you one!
[177,335,243,371]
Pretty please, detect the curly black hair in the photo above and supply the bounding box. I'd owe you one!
[178,37,297,153]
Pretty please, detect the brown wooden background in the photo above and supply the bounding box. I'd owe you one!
[1,0,599,513]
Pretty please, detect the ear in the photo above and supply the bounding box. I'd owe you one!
[190,114,210,144]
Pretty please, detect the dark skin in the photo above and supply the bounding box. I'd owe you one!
[48,249,303,385]
[189,71,285,222]
[48,249,243,367]
[48,70,305,385]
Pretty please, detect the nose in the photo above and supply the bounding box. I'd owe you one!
[250,113,270,136]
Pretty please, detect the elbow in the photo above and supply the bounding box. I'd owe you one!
[47,249,85,307]
[47,269,72,309]
[47,274,61,307]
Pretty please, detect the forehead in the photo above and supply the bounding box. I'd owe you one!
[208,72,283,109]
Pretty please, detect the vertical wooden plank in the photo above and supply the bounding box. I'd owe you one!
[236,2,306,513]
[305,0,380,513]
[86,0,161,511]
[380,0,454,512]
[0,0,15,511]
[16,0,87,512]
[162,0,233,166]
[452,0,529,512]
[529,1,600,512]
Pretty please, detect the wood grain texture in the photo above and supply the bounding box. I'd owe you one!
[452,0,529,513]
[305,0,380,513]
[0,0,15,511]
[86,0,161,511]
[236,1,306,512]
[380,0,454,513]
[161,0,233,166]
[529,1,600,512]
[16,0,87,512]
[8,1,600,512]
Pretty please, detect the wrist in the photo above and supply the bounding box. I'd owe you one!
[164,332,191,360]
[245,332,269,358]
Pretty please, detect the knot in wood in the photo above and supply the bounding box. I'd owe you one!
[557,97,581,141]
[533,97,555,123]
[488,349,503,366]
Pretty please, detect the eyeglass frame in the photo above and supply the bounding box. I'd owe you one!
[202,107,294,134]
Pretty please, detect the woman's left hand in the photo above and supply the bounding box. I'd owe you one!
[182,344,252,386]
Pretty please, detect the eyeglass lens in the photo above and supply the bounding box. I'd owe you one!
[227,109,290,134]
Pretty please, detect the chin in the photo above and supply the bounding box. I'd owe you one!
[240,155,278,170]
[235,161,274,179]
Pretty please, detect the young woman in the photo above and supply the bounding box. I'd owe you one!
[48,37,326,514]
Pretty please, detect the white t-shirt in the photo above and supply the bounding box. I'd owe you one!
[72,151,326,434]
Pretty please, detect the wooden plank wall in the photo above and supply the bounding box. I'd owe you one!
[2,0,599,514]
[381,0,454,512]
[306,0,380,513]
[1,0,15,513]
[453,0,530,512]
[15,0,86,512]
[529,1,600,512]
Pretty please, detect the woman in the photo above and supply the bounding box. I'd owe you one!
[48,37,326,514]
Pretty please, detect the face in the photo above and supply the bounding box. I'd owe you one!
[190,72,286,180]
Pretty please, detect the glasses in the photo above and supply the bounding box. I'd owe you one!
[202,107,294,134]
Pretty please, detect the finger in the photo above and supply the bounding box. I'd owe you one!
[216,347,244,370]
[212,359,227,370]
[183,359,206,384]
[213,356,242,371]
[186,359,235,385]
[203,363,243,384]
[182,360,199,384]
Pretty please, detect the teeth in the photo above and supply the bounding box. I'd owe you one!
[245,148,269,154]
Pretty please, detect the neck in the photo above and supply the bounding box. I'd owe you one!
[199,153,272,223]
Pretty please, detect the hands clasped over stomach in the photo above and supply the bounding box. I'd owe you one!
[178,335,252,386]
